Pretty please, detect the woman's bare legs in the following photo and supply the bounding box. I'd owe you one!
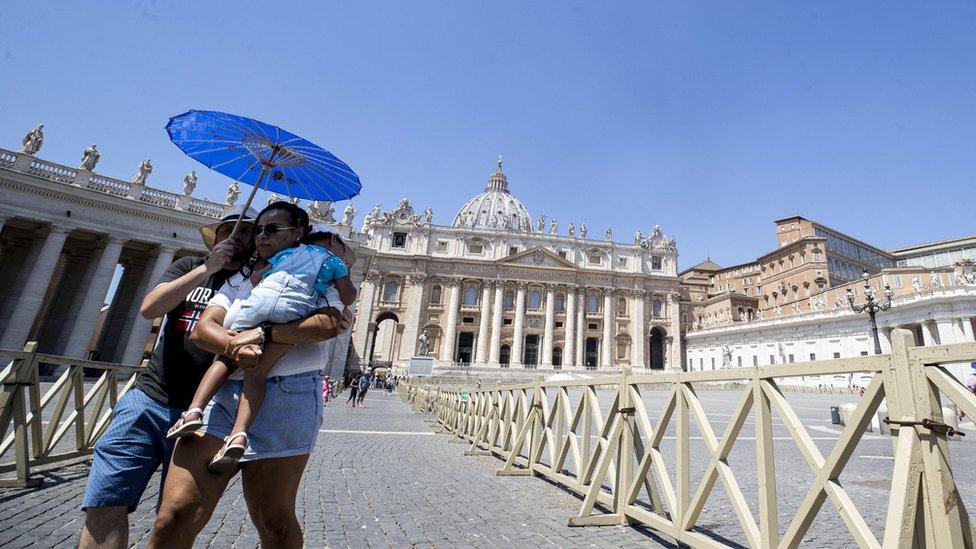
[241,454,310,548]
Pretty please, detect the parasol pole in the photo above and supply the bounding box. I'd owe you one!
[228,164,270,238]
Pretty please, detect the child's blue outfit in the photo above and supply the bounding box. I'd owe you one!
[231,244,348,331]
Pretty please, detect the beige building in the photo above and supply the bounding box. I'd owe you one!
[351,159,683,373]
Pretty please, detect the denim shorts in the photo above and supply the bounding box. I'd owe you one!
[231,275,316,331]
[82,388,182,513]
[199,371,323,461]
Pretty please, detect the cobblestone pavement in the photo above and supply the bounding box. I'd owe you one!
[0,390,670,548]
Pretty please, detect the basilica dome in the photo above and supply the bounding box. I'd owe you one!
[452,157,533,232]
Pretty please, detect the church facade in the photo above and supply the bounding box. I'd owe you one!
[351,159,682,373]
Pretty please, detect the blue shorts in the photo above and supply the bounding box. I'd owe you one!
[82,388,182,513]
[199,371,323,461]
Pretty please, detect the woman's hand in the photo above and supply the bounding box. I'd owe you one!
[226,327,263,354]
[234,344,263,369]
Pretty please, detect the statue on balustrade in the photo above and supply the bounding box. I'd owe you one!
[567,223,576,237]
[310,200,336,223]
[635,229,642,244]
[423,208,433,224]
[605,227,613,241]
[131,158,153,186]
[537,215,546,232]
[226,181,241,206]
[342,203,357,226]
[20,124,44,155]
[549,218,558,235]
[417,331,430,357]
[182,171,197,195]
[290,196,301,206]
[80,144,100,171]
[267,193,281,205]
[580,224,587,238]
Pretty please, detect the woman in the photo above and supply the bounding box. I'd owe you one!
[149,202,351,549]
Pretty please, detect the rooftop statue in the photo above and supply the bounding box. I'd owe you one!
[131,158,152,186]
[580,224,587,238]
[605,227,613,241]
[226,182,241,206]
[342,203,357,226]
[549,218,557,235]
[537,215,546,232]
[567,222,575,237]
[20,124,44,155]
[80,144,100,171]
[182,171,197,195]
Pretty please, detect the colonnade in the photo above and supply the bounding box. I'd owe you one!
[0,217,183,365]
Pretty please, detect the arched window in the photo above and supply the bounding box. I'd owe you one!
[503,290,514,310]
[528,289,542,309]
[383,280,399,302]
[429,285,442,305]
[554,293,565,312]
[652,299,663,317]
[462,286,478,307]
[552,347,563,368]
[587,293,599,313]
[499,344,511,365]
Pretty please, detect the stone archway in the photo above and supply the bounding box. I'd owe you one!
[368,311,400,365]
[649,327,666,370]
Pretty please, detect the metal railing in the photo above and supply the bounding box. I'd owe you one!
[0,343,146,487]
[401,329,976,548]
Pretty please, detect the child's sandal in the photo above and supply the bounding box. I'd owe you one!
[207,432,248,474]
[166,408,205,439]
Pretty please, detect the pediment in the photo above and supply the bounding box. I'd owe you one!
[497,247,577,270]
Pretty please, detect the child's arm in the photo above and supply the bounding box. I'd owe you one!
[334,275,357,307]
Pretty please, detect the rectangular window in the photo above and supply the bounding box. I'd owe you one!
[651,256,662,270]
[617,257,629,268]
[788,354,795,363]
[711,357,715,369]
[462,317,474,324]
[588,253,602,265]
[508,246,519,256]
[503,318,513,325]
[392,232,407,248]
[833,352,841,359]
[737,356,742,367]
[558,250,568,259]
[436,240,448,253]
[860,351,868,356]
[587,322,598,330]
[555,321,563,328]
[752,356,758,366]
[469,243,484,255]
[769,355,776,364]
[809,353,816,361]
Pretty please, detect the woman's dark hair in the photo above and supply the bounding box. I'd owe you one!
[240,201,311,276]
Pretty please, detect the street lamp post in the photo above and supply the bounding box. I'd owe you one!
[846,271,894,355]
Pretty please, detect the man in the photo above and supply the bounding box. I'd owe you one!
[79,207,256,548]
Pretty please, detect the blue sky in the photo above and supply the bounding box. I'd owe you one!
[2,2,974,270]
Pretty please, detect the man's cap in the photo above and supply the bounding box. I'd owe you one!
[200,204,259,249]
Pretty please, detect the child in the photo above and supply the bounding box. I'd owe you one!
[167,224,356,473]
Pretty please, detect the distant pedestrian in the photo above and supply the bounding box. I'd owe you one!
[322,376,331,405]
[344,374,359,407]
[356,372,370,407]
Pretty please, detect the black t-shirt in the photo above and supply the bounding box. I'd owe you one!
[136,256,235,408]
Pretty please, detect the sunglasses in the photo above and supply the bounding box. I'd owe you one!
[254,224,300,237]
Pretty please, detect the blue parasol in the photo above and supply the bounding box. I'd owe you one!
[166,109,361,233]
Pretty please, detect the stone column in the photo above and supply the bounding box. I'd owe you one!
[63,236,126,358]
[879,327,894,354]
[475,282,492,365]
[920,322,937,346]
[631,290,646,368]
[439,280,461,363]
[1,225,71,349]
[511,282,527,367]
[935,319,957,346]
[564,286,577,369]
[488,283,504,366]
[120,246,176,365]
[667,293,683,371]
[400,274,427,360]
[962,318,975,342]
[575,289,585,367]
[601,289,613,367]
[352,274,379,366]
[541,285,556,367]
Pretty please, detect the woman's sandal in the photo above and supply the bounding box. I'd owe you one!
[208,432,248,474]
[166,408,205,439]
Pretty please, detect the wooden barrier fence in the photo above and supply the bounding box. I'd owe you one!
[401,329,976,548]
[0,343,145,487]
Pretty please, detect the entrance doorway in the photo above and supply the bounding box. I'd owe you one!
[552,347,562,369]
[456,332,474,364]
[585,337,599,368]
[649,327,665,370]
[368,312,400,366]
[523,334,539,365]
